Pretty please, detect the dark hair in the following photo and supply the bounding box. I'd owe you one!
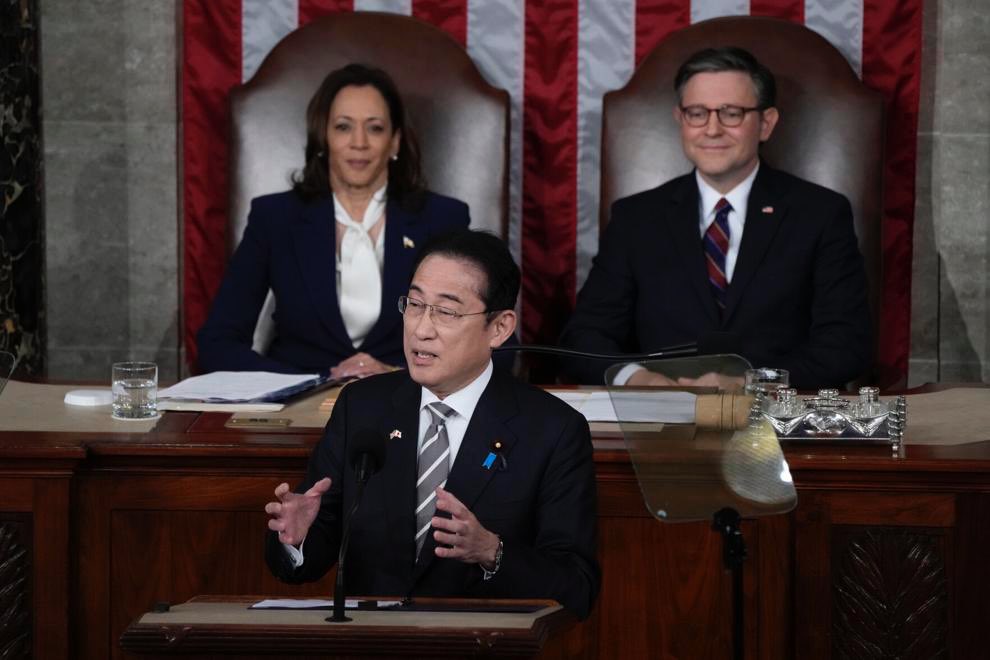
[292,63,425,206]
[674,47,777,109]
[412,229,520,318]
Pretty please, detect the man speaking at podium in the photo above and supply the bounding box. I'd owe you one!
[265,229,600,619]
[561,47,871,390]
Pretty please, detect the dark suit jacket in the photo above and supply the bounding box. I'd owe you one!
[560,166,872,389]
[197,190,470,374]
[265,368,600,619]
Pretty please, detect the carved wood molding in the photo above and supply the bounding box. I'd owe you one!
[0,521,31,658]
[833,528,948,659]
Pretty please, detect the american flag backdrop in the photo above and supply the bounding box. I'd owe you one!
[182,0,922,384]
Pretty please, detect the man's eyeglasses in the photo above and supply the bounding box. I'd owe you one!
[679,104,764,128]
[397,296,489,327]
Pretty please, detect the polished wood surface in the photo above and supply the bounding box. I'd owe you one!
[1,397,989,658]
[120,596,573,658]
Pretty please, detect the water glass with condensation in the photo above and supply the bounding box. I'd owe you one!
[111,361,158,419]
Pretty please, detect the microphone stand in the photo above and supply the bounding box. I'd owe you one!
[327,456,373,623]
[713,507,746,660]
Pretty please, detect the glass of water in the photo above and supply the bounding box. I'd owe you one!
[744,368,789,394]
[111,361,158,419]
[744,367,790,410]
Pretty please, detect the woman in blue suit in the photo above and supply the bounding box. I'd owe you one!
[197,64,470,377]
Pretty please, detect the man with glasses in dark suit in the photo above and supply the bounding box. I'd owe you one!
[265,229,600,620]
[561,46,871,390]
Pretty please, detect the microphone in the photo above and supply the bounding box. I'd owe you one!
[349,429,387,485]
[328,429,386,623]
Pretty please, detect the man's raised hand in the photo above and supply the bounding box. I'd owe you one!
[265,477,331,546]
[431,487,500,568]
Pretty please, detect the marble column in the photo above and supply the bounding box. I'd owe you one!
[0,0,44,377]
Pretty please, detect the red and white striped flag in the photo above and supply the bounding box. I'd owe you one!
[183,0,921,384]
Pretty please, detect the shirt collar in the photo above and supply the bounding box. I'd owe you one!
[696,161,760,220]
[419,360,493,422]
[332,183,388,228]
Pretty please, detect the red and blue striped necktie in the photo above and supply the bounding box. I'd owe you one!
[704,198,732,311]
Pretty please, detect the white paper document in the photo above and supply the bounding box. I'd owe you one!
[157,400,284,412]
[159,371,323,403]
[250,598,402,610]
[550,390,696,423]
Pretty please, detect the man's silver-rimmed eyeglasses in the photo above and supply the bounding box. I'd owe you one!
[679,104,764,128]
[397,296,489,327]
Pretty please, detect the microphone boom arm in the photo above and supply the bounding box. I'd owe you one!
[492,343,699,361]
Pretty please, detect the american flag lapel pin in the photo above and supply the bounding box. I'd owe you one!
[389,429,402,440]
[402,236,415,249]
[761,206,774,214]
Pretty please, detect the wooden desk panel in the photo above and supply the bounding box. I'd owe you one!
[0,443,83,660]
[2,411,989,659]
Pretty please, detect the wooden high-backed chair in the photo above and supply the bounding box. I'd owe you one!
[227,12,509,351]
[601,16,884,332]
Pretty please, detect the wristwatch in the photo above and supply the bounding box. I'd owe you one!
[481,537,503,581]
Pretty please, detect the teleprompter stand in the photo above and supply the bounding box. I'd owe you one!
[604,355,797,660]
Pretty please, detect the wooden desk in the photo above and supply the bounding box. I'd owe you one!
[120,596,573,658]
[1,395,988,659]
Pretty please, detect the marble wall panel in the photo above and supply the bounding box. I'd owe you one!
[909,0,939,386]
[934,51,990,136]
[44,121,133,356]
[0,0,44,376]
[910,0,990,385]
[932,133,989,382]
[909,133,939,385]
[41,0,176,125]
[41,0,178,381]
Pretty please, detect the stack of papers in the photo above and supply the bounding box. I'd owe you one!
[158,371,328,412]
[550,390,697,423]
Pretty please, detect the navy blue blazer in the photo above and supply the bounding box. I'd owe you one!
[560,166,872,389]
[197,190,470,374]
[265,368,600,620]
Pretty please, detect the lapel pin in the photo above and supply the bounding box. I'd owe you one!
[483,440,507,470]
[389,429,402,440]
[402,236,415,249]
[761,206,774,214]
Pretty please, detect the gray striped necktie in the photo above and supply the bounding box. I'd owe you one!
[415,402,454,557]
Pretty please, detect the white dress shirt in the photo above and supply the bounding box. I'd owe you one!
[334,185,387,348]
[416,360,493,467]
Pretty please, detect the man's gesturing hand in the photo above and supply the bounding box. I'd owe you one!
[431,487,500,569]
[265,477,331,547]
